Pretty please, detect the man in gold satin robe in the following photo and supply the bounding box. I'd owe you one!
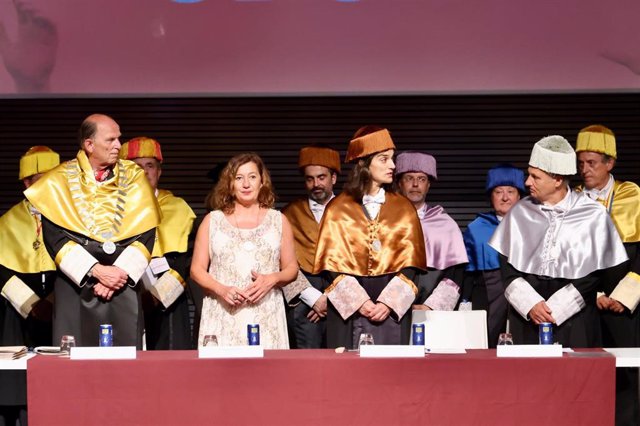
[120,137,196,350]
[24,114,161,348]
[575,125,640,426]
[282,146,340,348]
[0,147,59,426]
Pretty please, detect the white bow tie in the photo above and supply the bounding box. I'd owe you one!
[363,191,386,206]
[585,189,606,201]
[310,202,325,213]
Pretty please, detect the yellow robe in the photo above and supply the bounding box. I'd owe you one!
[0,200,55,273]
[152,189,196,257]
[24,150,160,241]
[576,180,640,243]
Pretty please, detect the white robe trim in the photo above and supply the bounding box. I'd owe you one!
[59,245,99,287]
[424,278,460,311]
[504,277,544,320]
[546,283,585,326]
[1,275,40,319]
[113,246,151,286]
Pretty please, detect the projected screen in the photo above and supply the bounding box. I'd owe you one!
[0,0,638,96]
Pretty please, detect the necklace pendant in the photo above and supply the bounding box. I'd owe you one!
[102,240,116,254]
[32,240,41,251]
[242,241,256,252]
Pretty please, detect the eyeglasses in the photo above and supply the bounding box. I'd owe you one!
[401,175,428,184]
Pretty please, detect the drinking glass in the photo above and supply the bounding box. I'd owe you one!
[60,335,76,354]
[202,335,218,347]
[358,333,374,350]
[497,332,514,345]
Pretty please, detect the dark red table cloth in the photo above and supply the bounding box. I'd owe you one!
[27,349,615,425]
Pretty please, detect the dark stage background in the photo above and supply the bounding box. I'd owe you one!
[1,93,639,228]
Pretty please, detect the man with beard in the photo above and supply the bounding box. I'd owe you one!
[24,114,161,347]
[489,135,627,347]
[281,146,339,348]
[394,152,468,312]
[574,125,640,426]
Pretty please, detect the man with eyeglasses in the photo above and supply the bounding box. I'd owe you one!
[395,152,468,311]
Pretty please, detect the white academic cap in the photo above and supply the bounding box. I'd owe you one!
[529,135,576,176]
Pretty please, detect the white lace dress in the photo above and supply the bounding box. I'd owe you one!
[198,209,289,349]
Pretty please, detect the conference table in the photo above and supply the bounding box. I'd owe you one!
[25,349,616,426]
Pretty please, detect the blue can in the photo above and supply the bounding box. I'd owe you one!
[539,322,553,345]
[99,324,113,347]
[247,324,260,346]
[412,324,425,345]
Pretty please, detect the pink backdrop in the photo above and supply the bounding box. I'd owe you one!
[1,0,639,96]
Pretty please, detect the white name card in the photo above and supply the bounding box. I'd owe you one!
[198,346,264,358]
[359,345,425,358]
[496,344,563,358]
[604,347,640,367]
[0,353,36,370]
[70,346,137,360]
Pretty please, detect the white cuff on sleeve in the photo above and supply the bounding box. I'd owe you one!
[424,278,460,311]
[504,277,545,320]
[113,245,151,285]
[610,272,640,313]
[326,275,369,320]
[1,276,40,319]
[377,275,418,319]
[300,287,323,308]
[546,283,585,326]
[281,271,312,305]
[59,245,99,287]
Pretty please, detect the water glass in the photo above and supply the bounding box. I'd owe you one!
[60,335,76,354]
[497,332,514,345]
[202,335,218,347]
[358,333,374,350]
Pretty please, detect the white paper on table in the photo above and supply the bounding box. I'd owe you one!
[359,345,425,358]
[496,344,563,358]
[426,347,467,354]
[604,348,640,367]
[70,346,137,360]
[0,353,35,370]
[198,346,264,358]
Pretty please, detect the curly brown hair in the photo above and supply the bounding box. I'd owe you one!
[206,152,275,214]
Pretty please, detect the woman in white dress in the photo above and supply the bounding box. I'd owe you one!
[191,153,298,348]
